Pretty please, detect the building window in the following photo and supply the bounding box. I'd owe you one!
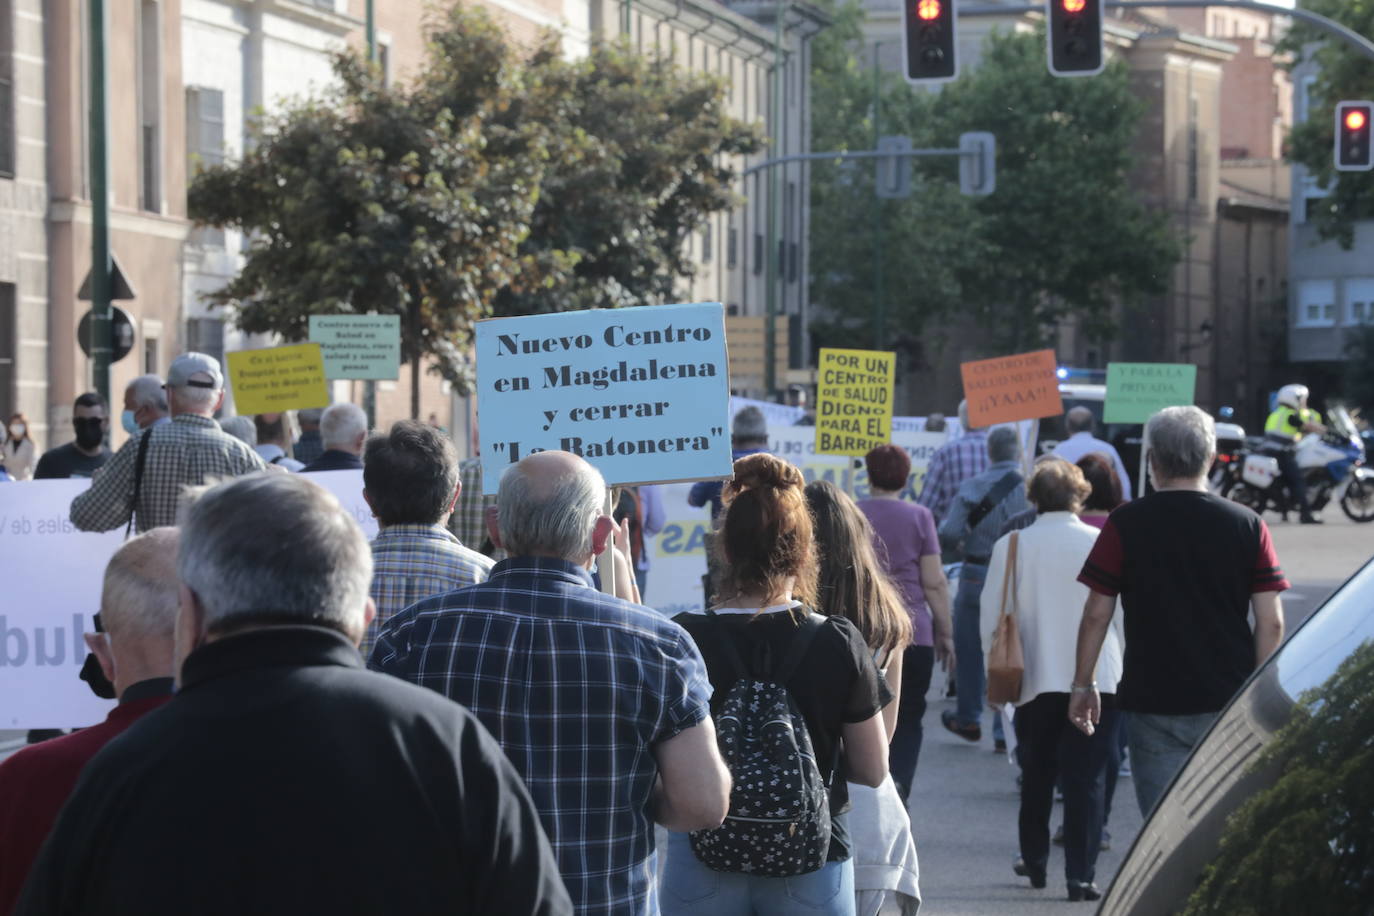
[185,318,225,367]
[727,225,738,269]
[378,42,391,88]
[753,232,763,275]
[0,0,13,177]
[1187,93,1199,201]
[0,283,14,417]
[701,222,712,264]
[138,0,162,212]
[185,87,225,247]
[1347,278,1374,325]
[1296,280,1336,328]
[143,336,160,373]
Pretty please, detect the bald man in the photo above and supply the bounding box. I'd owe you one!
[371,451,730,916]
[0,528,180,913]
[1053,406,1133,501]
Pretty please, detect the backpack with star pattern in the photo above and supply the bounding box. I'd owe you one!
[689,609,833,877]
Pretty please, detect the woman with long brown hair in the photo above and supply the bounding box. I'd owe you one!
[806,480,922,916]
[663,454,891,916]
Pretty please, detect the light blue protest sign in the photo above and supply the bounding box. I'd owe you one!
[476,303,733,494]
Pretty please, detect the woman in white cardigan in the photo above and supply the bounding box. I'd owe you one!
[980,459,1123,903]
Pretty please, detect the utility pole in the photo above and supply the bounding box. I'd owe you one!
[764,2,787,397]
[872,42,886,351]
[88,0,112,414]
[363,0,378,429]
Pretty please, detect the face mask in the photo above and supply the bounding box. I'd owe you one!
[121,410,140,435]
[8,423,23,438]
[73,418,105,450]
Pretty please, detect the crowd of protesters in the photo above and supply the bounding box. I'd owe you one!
[0,352,1290,915]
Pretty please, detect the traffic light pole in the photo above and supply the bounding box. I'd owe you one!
[960,1,1374,62]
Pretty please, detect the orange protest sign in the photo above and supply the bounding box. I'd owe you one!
[960,349,1063,428]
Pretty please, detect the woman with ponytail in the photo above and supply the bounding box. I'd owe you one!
[806,480,922,915]
[662,454,892,916]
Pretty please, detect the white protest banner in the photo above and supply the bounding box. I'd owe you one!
[643,427,945,617]
[730,396,805,429]
[0,473,375,729]
[1,480,122,728]
[475,303,733,494]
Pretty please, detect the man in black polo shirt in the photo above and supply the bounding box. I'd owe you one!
[17,473,570,916]
[1068,406,1288,818]
[33,393,112,479]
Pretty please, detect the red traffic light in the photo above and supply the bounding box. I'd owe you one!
[1335,101,1373,172]
[1062,0,1086,11]
[1347,109,1368,132]
[916,0,942,21]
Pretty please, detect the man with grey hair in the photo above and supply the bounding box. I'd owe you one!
[301,402,367,472]
[919,399,990,527]
[938,425,1030,747]
[1053,406,1133,501]
[293,406,325,465]
[362,420,493,656]
[19,474,570,916]
[70,353,266,533]
[372,450,730,916]
[0,528,180,914]
[1070,406,1288,816]
[121,373,170,435]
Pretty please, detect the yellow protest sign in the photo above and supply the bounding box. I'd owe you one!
[815,348,895,456]
[225,343,331,415]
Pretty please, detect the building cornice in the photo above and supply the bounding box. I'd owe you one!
[49,200,192,243]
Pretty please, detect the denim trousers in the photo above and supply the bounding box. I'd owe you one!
[660,831,856,916]
[952,566,1002,740]
[888,644,935,800]
[1014,693,1118,885]
[1125,710,1218,817]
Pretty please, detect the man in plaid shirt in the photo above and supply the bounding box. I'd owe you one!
[70,353,266,534]
[371,451,730,916]
[917,399,990,527]
[362,421,493,656]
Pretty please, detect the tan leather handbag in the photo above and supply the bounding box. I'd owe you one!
[986,532,1025,705]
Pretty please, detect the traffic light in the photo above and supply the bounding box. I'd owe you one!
[1335,101,1374,172]
[1047,0,1104,77]
[903,0,957,84]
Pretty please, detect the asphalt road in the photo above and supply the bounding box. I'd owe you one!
[907,509,1372,915]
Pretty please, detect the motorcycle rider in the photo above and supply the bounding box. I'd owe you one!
[1264,384,1328,524]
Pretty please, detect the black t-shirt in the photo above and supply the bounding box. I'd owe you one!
[33,443,112,480]
[1078,490,1288,715]
[673,605,892,861]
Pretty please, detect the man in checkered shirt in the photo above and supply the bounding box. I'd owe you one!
[370,450,730,916]
[70,353,266,534]
[917,399,990,527]
[361,420,493,657]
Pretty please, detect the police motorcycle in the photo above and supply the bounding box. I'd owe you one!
[1208,406,1247,497]
[1227,406,1374,523]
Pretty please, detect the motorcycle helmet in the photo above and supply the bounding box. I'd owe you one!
[1277,384,1309,410]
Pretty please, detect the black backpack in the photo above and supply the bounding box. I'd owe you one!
[690,608,834,877]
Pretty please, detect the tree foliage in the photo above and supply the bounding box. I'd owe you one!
[1277,0,1374,249]
[189,4,759,415]
[1182,640,1374,915]
[809,19,1179,357]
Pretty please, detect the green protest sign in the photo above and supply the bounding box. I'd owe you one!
[1104,363,1197,424]
[308,315,401,380]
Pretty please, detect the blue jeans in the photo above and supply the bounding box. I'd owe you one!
[952,566,1002,740]
[1125,711,1218,817]
[660,831,856,916]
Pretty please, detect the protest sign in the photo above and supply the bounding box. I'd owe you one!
[645,427,943,617]
[225,343,330,415]
[475,303,732,495]
[815,348,895,456]
[0,474,374,729]
[308,314,401,380]
[1104,362,1198,423]
[960,349,1063,428]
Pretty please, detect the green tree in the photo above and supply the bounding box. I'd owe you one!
[810,23,1179,356]
[497,44,763,316]
[191,6,560,417]
[1277,1,1374,249]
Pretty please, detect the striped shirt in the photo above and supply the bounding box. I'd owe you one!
[369,557,712,916]
[917,430,989,526]
[70,414,266,534]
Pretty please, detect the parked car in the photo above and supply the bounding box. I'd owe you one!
[1098,557,1374,915]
